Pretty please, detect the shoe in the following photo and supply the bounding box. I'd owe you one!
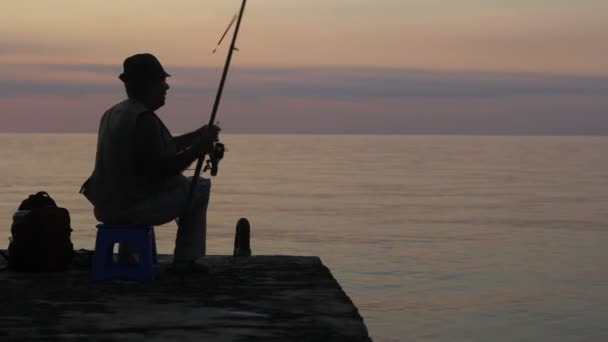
[168,260,209,275]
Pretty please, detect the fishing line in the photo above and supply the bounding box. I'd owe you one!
[213,15,238,54]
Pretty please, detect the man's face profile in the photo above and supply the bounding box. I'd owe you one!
[145,78,170,110]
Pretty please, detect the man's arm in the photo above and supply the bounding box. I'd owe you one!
[174,123,221,151]
[135,113,219,179]
[135,113,209,180]
[174,130,200,151]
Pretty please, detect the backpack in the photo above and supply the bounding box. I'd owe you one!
[7,192,74,272]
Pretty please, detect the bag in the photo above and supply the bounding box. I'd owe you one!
[7,192,74,272]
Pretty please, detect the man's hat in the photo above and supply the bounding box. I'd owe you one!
[119,53,171,82]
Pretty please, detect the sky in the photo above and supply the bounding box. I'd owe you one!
[1,0,607,134]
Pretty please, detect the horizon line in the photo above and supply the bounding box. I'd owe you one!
[1,131,607,138]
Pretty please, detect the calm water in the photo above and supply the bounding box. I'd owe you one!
[1,133,608,341]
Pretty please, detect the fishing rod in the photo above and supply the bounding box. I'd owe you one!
[183,0,248,215]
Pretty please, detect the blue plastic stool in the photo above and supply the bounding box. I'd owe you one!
[93,224,158,281]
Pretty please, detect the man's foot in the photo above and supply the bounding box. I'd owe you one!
[168,260,209,275]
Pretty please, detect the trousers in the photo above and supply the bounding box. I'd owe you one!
[103,175,211,261]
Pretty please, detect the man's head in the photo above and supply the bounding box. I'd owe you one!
[119,53,171,110]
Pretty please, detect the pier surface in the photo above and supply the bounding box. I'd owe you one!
[0,254,371,341]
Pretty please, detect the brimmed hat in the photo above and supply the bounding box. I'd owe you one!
[119,53,171,82]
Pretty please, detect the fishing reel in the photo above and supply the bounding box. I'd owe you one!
[203,141,225,176]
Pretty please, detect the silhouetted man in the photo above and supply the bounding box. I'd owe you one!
[81,53,219,273]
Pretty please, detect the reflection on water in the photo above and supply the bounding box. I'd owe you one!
[1,134,608,341]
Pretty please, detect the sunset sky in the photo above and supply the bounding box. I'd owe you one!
[1,0,607,134]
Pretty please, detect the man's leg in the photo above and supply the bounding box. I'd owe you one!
[174,177,211,261]
[119,175,211,262]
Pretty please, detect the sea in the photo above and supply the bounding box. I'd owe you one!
[1,133,608,342]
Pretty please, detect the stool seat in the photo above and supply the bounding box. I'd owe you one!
[93,223,158,281]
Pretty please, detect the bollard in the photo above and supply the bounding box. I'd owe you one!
[233,218,251,257]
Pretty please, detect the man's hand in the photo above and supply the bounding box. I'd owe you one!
[193,124,221,156]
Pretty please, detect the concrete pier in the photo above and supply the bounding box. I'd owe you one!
[0,253,371,341]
